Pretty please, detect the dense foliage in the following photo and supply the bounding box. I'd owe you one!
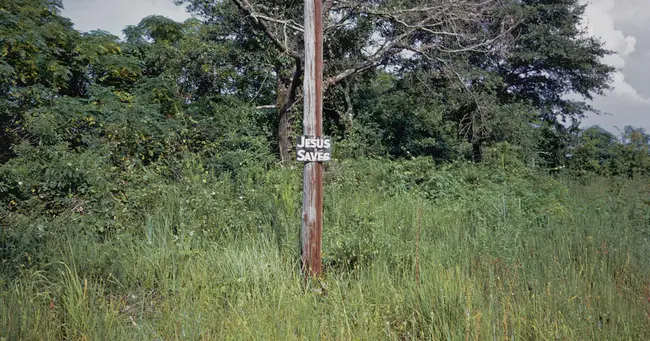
[2,0,646,225]
[1,0,650,339]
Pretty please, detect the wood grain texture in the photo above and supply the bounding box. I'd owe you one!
[301,0,324,277]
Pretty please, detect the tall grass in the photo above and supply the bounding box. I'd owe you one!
[2,160,649,340]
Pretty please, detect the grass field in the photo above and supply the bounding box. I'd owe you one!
[2,160,650,340]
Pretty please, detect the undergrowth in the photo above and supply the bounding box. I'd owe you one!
[1,158,650,340]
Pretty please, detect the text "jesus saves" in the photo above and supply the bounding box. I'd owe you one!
[296,136,332,162]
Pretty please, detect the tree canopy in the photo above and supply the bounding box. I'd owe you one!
[1,0,647,228]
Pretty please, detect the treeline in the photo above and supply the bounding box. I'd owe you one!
[1,0,649,224]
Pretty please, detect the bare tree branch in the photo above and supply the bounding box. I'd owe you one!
[255,105,276,110]
[250,14,304,32]
[281,58,304,113]
[228,0,517,89]
[231,0,302,60]
[326,16,433,87]
[322,0,517,87]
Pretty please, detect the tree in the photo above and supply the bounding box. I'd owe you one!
[313,0,614,164]
[0,0,85,162]
[497,0,613,121]
[568,125,650,177]
[432,0,615,163]
[176,0,517,162]
[616,126,650,177]
[493,0,614,165]
[569,125,618,174]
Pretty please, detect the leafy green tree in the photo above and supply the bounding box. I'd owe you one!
[495,0,613,166]
[350,71,461,160]
[0,0,85,161]
[176,0,518,162]
[443,0,614,163]
[335,0,614,164]
[568,125,650,177]
[1,3,180,226]
[615,126,650,177]
[121,15,275,170]
[79,30,142,90]
[569,125,618,174]
[498,0,613,121]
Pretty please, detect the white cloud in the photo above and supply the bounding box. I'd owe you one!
[580,0,648,103]
[62,0,191,37]
[609,0,650,27]
[579,1,650,131]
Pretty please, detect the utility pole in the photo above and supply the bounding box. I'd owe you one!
[300,0,324,277]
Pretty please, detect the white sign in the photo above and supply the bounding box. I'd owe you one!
[296,136,331,162]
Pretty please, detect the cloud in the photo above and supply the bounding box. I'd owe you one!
[580,0,648,103]
[62,0,191,37]
[609,0,650,27]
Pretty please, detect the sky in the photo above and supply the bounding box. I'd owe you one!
[61,0,650,134]
[61,0,192,36]
[578,0,650,134]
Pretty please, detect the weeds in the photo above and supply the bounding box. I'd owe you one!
[1,160,649,339]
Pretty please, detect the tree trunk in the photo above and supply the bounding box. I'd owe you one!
[277,103,292,163]
[472,140,483,163]
[276,59,302,164]
[276,75,293,164]
[343,80,354,132]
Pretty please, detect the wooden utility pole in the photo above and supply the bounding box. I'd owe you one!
[301,0,324,277]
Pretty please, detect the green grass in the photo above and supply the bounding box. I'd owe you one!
[2,160,650,340]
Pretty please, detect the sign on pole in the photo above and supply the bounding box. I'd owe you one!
[301,0,324,277]
[296,136,332,162]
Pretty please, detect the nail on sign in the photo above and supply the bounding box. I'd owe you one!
[296,136,332,162]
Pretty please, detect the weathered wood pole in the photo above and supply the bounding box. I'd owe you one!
[301,0,324,277]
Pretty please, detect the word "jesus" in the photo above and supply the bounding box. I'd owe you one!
[296,136,331,149]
